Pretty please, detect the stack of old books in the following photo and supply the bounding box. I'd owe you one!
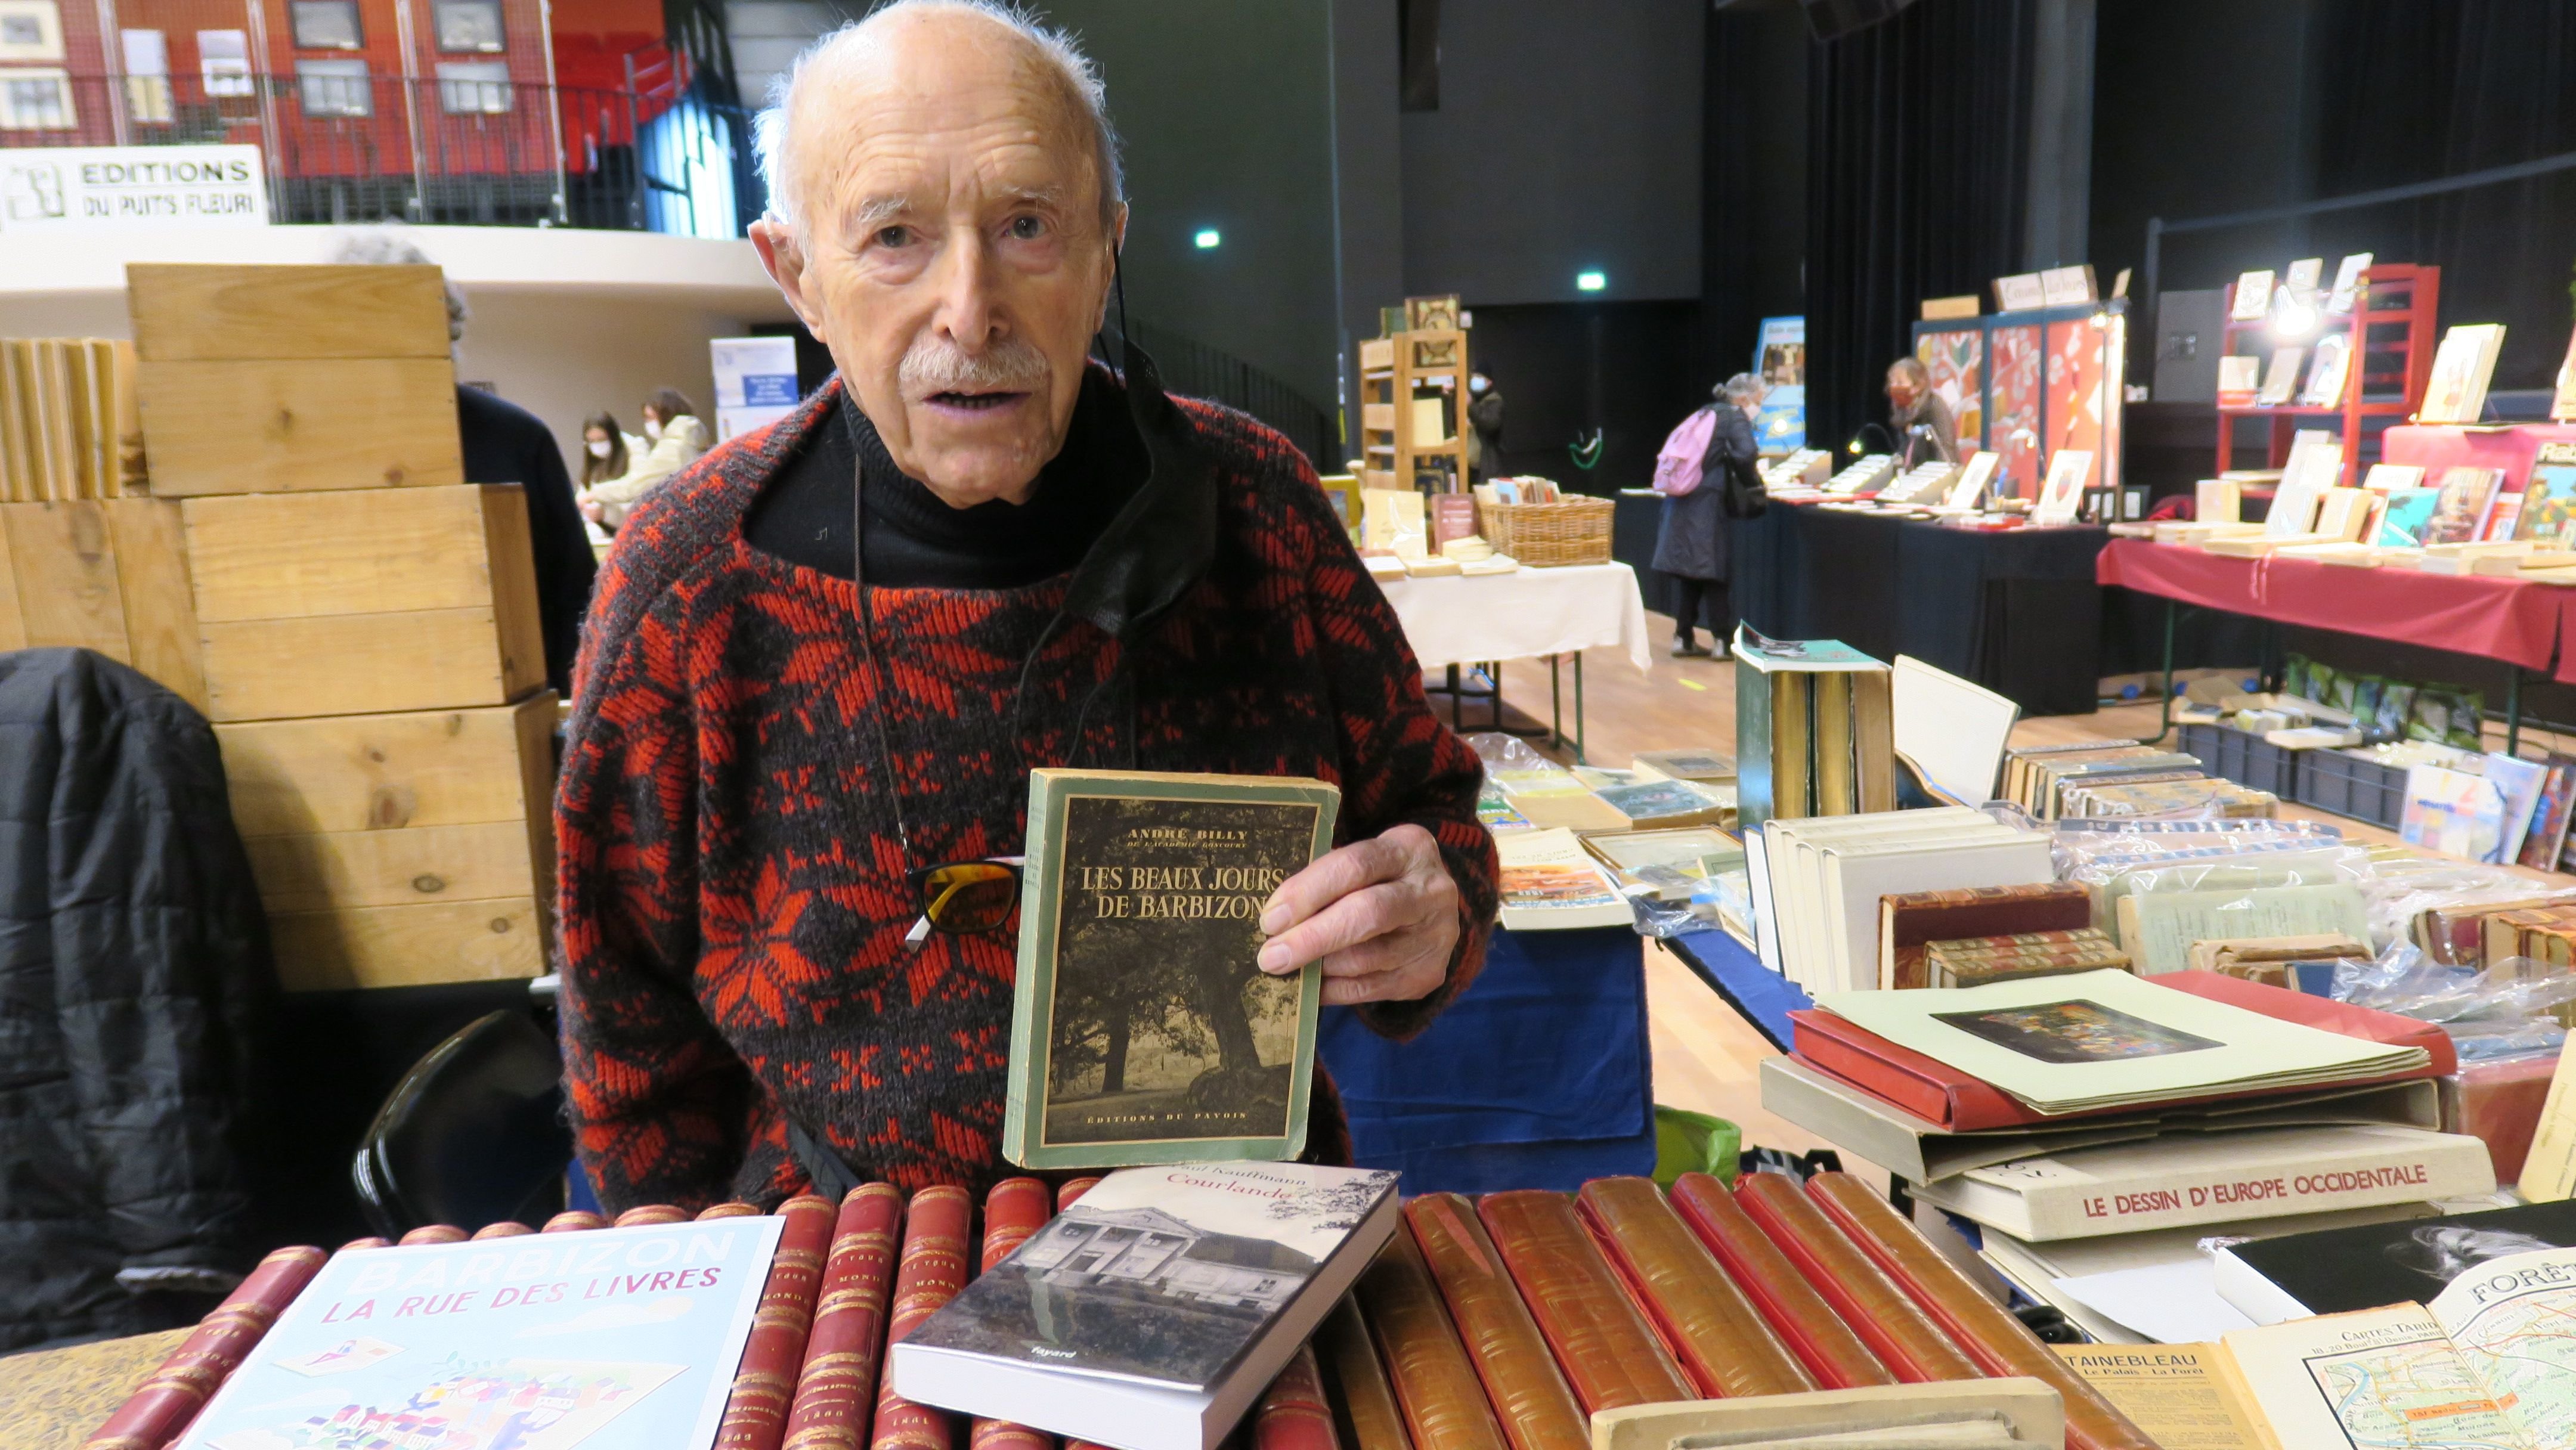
[1734,627,1896,828]
[2002,739,2279,820]
[1762,965,2493,1349]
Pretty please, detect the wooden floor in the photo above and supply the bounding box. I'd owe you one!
[1426,605,2558,1183]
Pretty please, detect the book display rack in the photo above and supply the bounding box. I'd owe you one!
[2214,264,2440,490]
[1909,299,2126,512]
[1357,324,1469,494]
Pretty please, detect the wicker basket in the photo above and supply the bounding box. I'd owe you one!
[1480,495,1615,568]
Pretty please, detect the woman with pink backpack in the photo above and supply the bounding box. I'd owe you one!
[1651,372,1769,656]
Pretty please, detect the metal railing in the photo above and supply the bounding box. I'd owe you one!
[2,69,753,236]
[1113,319,1339,472]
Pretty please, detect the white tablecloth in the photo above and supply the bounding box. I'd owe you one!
[1374,561,1654,673]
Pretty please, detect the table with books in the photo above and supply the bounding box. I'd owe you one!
[1374,560,1652,761]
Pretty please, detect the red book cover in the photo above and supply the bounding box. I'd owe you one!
[1881,883,2092,990]
[1571,1178,1813,1401]
[1727,1173,1978,1385]
[784,1183,906,1450]
[543,1210,606,1232]
[871,1185,973,1450]
[1789,971,2448,1132]
[618,1204,692,1226]
[719,1195,841,1450]
[1354,1226,1510,1450]
[1475,1191,1690,1414]
[1806,1175,2157,1450]
[470,1221,535,1240]
[1405,1195,1587,1450]
[968,1180,1055,1450]
[83,1245,327,1450]
[398,1224,468,1245]
[1665,1174,1891,1389]
[1250,1343,1338,1450]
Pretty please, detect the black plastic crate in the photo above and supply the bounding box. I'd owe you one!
[2178,722,2301,798]
[2295,747,2408,830]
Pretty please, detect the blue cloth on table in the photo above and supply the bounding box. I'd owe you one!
[1319,925,1655,1194]
[1662,927,1809,1051]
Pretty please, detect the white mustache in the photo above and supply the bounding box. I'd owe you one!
[900,336,1048,396]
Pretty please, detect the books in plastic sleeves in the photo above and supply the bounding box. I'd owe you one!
[1005,769,1339,1169]
[1756,1052,2444,1185]
[1402,1194,1587,1450]
[890,1162,1400,1450]
[1909,1123,2495,1241]
[1805,1174,2159,1450]
[1572,1177,1816,1400]
[1590,1380,2067,1450]
[1473,1191,1693,1414]
[169,1213,789,1450]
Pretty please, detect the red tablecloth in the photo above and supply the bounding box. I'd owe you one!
[2382,423,2576,489]
[2097,537,2576,683]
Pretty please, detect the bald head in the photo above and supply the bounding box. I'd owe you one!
[756,0,1123,240]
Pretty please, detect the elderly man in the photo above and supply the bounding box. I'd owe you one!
[557,0,1498,1209]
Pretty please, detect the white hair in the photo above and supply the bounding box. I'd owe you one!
[327,227,469,342]
[753,0,1125,240]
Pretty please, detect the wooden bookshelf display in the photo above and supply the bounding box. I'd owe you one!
[2216,263,2440,489]
[1357,329,1470,492]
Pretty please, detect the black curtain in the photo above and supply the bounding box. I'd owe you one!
[2313,1,2576,392]
[1804,0,2038,452]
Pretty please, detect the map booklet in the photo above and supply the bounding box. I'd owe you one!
[891,1161,1400,1450]
[2192,1244,2576,1450]
[1004,769,1339,1170]
[175,1213,785,1450]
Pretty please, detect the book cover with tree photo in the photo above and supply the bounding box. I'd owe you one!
[1004,771,1339,1169]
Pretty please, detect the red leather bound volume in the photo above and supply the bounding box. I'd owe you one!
[1881,883,2093,990]
[1727,1173,1978,1385]
[1315,1296,1410,1450]
[969,1179,1056,1450]
[704,1201,767,1219]
[1473,1191,1690,1414]
[871,1184,973,1450]
[1253,1343,1341,1450]
[1356,1225,1509,1450]
[1807,1173,2156,1450]
[719,1194,841,1450]
[543,1210,606,1232]
[1790,982,2446,1132]
[339,1237,391,1250]
[1572,1178,1814,1400]
[83,1244,327,1450]
[398,1224,467,1245]
[618,1203,692,1226]
[472,1221,534,1240]
[784,1183,906,1450]
[1665,1174,1892,1389]
[1055,1178,1101,1210]
[1404,1195,1587,1450]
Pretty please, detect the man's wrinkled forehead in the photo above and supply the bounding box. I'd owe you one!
[791,17,1100,230]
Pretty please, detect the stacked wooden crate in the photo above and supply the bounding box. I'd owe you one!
[115,262,556,993]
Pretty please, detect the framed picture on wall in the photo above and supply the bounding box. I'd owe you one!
[434,0,506,53]
[0,0,65,63]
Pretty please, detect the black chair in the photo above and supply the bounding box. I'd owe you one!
[352,1008,571,1238]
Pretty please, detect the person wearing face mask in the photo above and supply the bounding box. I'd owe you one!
[580,412,642,489]
[577,388,713,530]
[555,0,1497,1210]
[1465,370,1503,484]
[1886,357,1957,469]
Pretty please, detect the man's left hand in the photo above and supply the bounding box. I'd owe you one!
[1256,824,1459,1006]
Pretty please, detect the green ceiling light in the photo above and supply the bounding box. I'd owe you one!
[1576,269,1607,292]
[1194,228,1221,249]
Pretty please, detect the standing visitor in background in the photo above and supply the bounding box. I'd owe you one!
[580,412,640,488]
[327,231,598,695]
[1886,357,1957,467]
[1653,373,1766,657]
[1465,371,1503,483]
[579,388,712,530]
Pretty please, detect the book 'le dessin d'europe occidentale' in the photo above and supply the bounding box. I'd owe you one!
[1004,769,1341,1170]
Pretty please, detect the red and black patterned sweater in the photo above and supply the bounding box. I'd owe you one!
[556,377,1500,1211]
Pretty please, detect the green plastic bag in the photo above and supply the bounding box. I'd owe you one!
[1652,1107,1741,1189]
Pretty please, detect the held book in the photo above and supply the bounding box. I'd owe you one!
[1005,769,1338,1170]
[1808,969,2431,1116]
[171,1214,788,1450]
[891,1163,1401,1450]
[1907,1123,2494,1241]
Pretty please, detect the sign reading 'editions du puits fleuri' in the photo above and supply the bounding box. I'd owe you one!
[1004,769,1340,1170]
[0,145,269,233]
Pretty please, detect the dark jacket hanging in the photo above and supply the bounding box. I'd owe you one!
[0,648,277,1350]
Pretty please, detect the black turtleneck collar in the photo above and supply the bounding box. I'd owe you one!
[742,367,1149,590]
